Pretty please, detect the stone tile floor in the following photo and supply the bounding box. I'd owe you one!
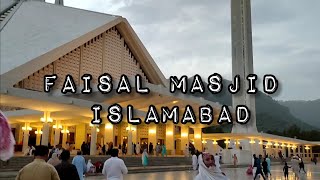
[86,164,320,180]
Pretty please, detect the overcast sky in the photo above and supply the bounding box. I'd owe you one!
[47,0,320,101]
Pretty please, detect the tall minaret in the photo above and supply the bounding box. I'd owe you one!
[231,0,258,133]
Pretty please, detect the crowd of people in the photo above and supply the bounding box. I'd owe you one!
[247,153,312,180]
[16,145,129,180]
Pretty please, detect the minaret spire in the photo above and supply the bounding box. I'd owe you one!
[55,0,64,6]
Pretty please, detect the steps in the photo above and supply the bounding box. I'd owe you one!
[0,156,192,170]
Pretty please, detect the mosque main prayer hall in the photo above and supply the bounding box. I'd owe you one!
[1,0,319,163]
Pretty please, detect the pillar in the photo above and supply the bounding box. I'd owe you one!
[310,146,313,158]
[302,145,306,158]
[193,128,202,151]
[130,125,137,144]
[36,128,42,145]
[127,125,133,156]
[75,123,86,149]
[104,123,114,144]
[180,126,189,154]
[22,130,30,153]
[166,123,175,155]
[53,128,61,146]
[297,145,301,157]
[62,127,68,147]
[235,140,240,149]
[148,124,157,155]
[258,140,263,155]
[213,140,219,154]
[90,126,97,155]
[206,140,214,154]
[41,123,50,146]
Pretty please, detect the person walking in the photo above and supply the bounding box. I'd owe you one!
[299,158,306,173]
[72,151,87,180]
[283,162,291,180]
[55,150,80,180]
[192,152,198,170]
[142,149,149,167]
[161,144,167,157]
[233,154,238,168]
[262,158,268,178]
[266,155,272,177]
[184,144,189,157]
[16,145,60,180]
[155,143,161,156]
[102,149,128,180]
[47,153,61,167]
[136,142,140,155]
[148,143,153,155]
[253,155,266,180]
[214,153,220,169]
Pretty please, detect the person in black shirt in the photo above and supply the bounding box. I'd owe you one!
[262,158,268,178]
[55,150,80,180]
[254,155,266,180]
[283,162,291,180]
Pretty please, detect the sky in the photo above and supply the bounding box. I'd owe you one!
[47,0,320,101]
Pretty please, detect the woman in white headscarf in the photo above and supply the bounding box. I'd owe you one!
[194,153,229,180]
[47,152,61,166]
[0,111,15,161]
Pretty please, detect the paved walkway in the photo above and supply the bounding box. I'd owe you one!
[86,164,320,180]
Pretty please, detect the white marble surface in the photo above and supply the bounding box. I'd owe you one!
[86,164,320,180]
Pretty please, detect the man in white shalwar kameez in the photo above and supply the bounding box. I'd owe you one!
[102,149,128,180]
[192,153,198,170]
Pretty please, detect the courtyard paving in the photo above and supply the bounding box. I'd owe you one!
[86,164,320,180]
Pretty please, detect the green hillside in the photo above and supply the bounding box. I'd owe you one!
[184,78,318,133]
[279,99,320,129]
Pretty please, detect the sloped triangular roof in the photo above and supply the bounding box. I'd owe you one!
[0,1,167,86]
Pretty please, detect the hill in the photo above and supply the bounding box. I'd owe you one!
[279,99,320,129]
[183,77,319,133]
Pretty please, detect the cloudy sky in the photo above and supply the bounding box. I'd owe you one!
[47,0,320,101]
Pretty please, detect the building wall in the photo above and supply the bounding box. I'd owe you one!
[14,26,150,91]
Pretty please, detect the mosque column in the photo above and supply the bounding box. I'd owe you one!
[75,123,86,149]
[90,125,97,155]
[53,127,61,146]
[126,125,135,156]
[213,140,218,154]
[41,122,50,146]
[258,140,263,155]
[62,126,68,147]
[206,140,214,154]
[35,127,42,145]
[249,139,256,155]
[180,126,189,154]
[235,140,240,149]
[166,123,175,155]
[104,123,114,144]
[40,112,52,146]
[148,124,157,155]
[22,123,31,153]
[132,125,137,144]
[193,128,202,151]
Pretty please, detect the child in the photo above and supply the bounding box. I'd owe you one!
[283,162,291,180]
